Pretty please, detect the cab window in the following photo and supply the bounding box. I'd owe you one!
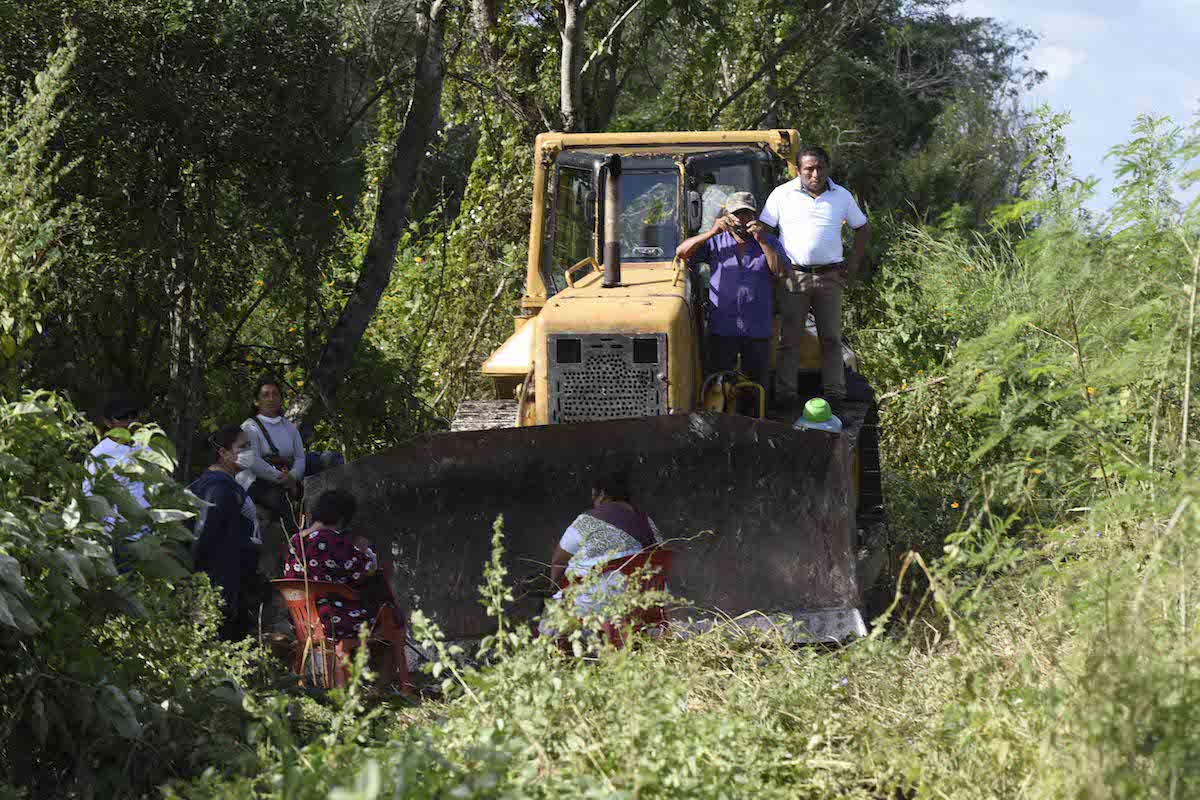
[689,151,781,234]
[544,166,594,295]
[620,171,679,262]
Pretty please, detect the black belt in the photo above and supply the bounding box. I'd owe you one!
[793,261,845,274]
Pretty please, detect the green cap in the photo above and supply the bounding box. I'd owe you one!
[804,398,832,423]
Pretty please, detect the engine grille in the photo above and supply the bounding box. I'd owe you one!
[548,334,667,423]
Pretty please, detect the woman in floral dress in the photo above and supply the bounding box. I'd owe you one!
[282,489,406,687]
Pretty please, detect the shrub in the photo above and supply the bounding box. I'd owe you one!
[0,392,256,795]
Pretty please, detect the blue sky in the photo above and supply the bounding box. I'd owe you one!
[953,0,1200,212]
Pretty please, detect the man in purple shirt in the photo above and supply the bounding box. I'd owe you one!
[675,192,788,389]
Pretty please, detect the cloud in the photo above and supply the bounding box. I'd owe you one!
[1030,44,1087,85]
[1036,11,1109,41]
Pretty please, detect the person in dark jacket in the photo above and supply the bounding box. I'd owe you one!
[189,424,262,640]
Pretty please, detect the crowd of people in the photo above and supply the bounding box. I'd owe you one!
[676,145,871,406]
[83,379,366,642]
[83,376,668,677]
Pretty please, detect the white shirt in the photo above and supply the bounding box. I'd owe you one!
[553,511,663,614]
[237,414,306,490]
[83,437,150,540]
[759,177,867,266]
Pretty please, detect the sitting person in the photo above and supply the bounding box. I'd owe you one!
[189,424,262,640]
[541,473,664,633]
[282,489,406,686]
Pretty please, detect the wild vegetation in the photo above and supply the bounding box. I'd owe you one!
[2,0,1200,796]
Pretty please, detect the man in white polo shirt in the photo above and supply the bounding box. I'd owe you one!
[759,146,870,403]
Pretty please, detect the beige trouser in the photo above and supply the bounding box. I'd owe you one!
[777,270,846,400]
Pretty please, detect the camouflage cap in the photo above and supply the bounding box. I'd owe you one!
[724,191,757,214]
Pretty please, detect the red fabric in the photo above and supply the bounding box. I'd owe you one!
[282,527,381,640]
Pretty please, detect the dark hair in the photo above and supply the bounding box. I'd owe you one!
[798,145,831,167]
[208,423,244,464]
[593,471,632,503]
[101,389,142,421]
[311,489,357,526]
[250,375,283,416]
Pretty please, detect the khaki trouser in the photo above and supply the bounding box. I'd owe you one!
[777,270,847,400]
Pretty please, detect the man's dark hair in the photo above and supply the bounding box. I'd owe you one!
[208,423,244,464]
[593,471,632,503]
[311,489,357,526]
[101,389,142,421]
[250,375,283,416]
[798,145,831,167]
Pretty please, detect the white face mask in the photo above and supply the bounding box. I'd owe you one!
[235,449,256,469]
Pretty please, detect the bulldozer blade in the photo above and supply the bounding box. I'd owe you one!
[306,412,868,643]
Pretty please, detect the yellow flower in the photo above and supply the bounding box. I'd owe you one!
[1087,386,1096,396]
[951,502,959,509]
[414,256,424,264]
[297,380,304,387]
[1032,468,1042,474]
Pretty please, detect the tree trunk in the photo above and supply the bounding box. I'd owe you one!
[762,63,779,129]
[559,0,587,131]
[294,0,448,439]
[471,0,499,57]
[593,26,621,131]
[169,275,196,480]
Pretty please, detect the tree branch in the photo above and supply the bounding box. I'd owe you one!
[581,0,644,75]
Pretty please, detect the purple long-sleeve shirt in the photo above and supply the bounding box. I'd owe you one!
[695,231,780,339]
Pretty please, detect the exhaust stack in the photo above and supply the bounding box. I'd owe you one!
[602,154,622,287]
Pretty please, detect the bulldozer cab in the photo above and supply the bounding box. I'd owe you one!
[538,142,793,300]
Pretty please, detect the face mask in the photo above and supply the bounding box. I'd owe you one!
[235,449,256,469]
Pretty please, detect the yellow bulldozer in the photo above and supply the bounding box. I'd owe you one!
[311,129,887,643]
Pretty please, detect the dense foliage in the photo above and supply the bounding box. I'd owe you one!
[0,392,261,796]
[3,0,1200,796]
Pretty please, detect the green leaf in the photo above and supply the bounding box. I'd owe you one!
[148,508,194,524]
[330,760,381,800]
[74,538,111,560]
[0,553,25,593]
[11,401,47,415]
[107,485,151,526]
[0,452,31,477]
[0,588,38,633]
[97,684,142,739]
[54,548,89,588]
[0,591,17,629]
[84,494,114,519]
[63,498,81,530]
[208,679,244,707]
[104,427,132,444]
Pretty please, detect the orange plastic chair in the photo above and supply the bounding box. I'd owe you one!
[560,548,673,648]
[271,579,409,691]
